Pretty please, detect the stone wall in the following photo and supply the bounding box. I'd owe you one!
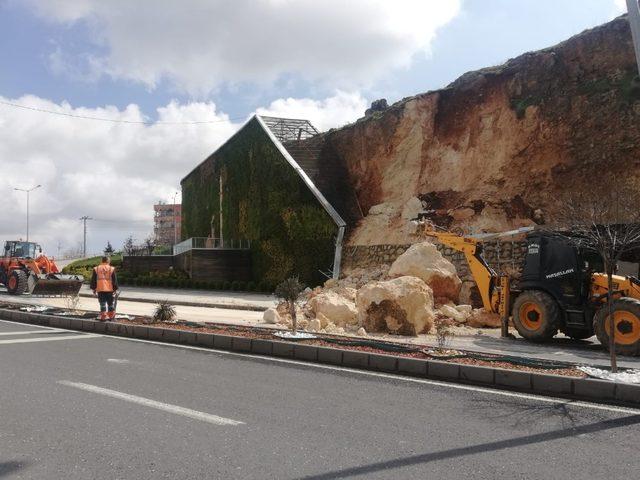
[342,240,528,283]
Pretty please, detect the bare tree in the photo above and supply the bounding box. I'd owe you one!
[275,277,306,334]
[552,183,640,371]
[143,236,155,256]
[123,235,135,256]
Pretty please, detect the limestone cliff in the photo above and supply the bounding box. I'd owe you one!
[314,16,640,245]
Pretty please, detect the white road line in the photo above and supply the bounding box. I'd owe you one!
[106,358,130,364]
[0,330,66,336]
[58,381,244,426]
[0,334,99,345]
[0,318,67,331]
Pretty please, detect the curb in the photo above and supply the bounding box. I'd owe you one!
[77,292,269,312]
[2,308,639,408]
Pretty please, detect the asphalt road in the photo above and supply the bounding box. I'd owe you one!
[1,316,639,479]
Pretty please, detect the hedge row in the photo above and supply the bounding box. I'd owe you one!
[118,275,274,293]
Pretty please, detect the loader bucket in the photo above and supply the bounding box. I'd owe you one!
[27,274,84,297]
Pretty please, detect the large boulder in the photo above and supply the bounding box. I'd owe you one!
[388,242,462,303]
[263,307,281,324]
[308,290,358,326]
[356,276,435,336]
[467,309,502,328]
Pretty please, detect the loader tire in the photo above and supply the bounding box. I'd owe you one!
[6,270,28,295]
[512,290,559,342]
[594,297,640,356]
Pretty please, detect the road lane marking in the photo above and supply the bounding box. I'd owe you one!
[106,358,130,364]
[58,381,244,426]
[0,330,67,336]
[0,334,99,345]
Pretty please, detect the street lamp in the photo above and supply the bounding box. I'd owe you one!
[172,191,179,245]
[14,184,41,242]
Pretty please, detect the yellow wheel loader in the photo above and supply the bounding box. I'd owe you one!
[426,228,640,356]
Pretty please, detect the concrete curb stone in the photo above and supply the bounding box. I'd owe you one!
[397,357,428,376]
[573,378,616,401]
[460,364,494,385]
[615,383,640,403]
[251,339,273,355]
[428,360,460,381]
[272,341,295,358]
[213,334,233,350]
[231,337,252,352]
[494,368,531,390]
[294,344,318,361]
[531,373,572,395]
[133,325,149,339]
[147,327,165,341]
[178,331,197,345]
[196,332,214,347]
[368,353,398,372]
[317,346,343,365]
[342,350,369,368]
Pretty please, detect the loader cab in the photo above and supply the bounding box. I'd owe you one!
[3,241,41,259]
[519,233,598,330]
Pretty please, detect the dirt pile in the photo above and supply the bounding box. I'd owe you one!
[310,16,640,245]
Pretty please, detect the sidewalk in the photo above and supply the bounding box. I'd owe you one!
[78,284,275,311]
[1,287,638,370]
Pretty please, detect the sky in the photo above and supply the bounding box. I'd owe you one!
[0,0,630,256]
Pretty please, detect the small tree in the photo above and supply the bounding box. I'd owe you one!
[275,276,305,334]
[552,183,640,372]
[144,236,155,256]
[123,235,135,255]
[104,241,114,256]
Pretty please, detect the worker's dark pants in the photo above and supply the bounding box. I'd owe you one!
[97,292,115,313]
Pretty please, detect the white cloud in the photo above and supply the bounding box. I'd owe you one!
[0,96,238,255]
[26,0,461,95]
[0,91,365,254]
[613,0,627,13]
[257,91,367,131]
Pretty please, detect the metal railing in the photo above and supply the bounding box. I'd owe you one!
[173,237,251,255]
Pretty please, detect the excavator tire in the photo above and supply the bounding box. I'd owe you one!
[512,290,559,342]
[594,297,640,356]
[6,270,28,295]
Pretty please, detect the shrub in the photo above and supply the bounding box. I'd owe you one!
[246,281,256,292]
[231,280,241,291]
[223,281,231,290]
[152,300,177,323]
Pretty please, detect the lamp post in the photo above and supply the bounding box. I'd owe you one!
[172,191,179,245]
[14,184,41,242]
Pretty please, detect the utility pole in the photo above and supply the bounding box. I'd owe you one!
[79,216,92,257]
[627,0,640,75]
[14,184,41,242]
[219,172,224,247]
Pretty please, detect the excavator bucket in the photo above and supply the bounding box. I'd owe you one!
[27,274,84,297]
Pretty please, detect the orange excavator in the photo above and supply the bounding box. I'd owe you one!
[0,240,83,296]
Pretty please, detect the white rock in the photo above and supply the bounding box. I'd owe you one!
[308,291,358,326]
[263,307,280,324]
[455,304,473,315]
[388,241,462,302]
[356,276,435,336]
[439,304,467,323]
[401,197,424,221]
[317,312,330,328]
[307,318,321,332]
[357,327,368,337]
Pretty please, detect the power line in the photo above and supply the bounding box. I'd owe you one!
[0,100,249,125]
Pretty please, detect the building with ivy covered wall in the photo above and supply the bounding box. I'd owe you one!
[180,115,358,288]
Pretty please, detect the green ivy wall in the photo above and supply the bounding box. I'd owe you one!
[181,117,337,287]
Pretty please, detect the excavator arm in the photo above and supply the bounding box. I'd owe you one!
[424,231,500,313]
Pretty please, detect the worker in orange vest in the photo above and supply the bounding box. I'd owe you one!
[90,256,119,321]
